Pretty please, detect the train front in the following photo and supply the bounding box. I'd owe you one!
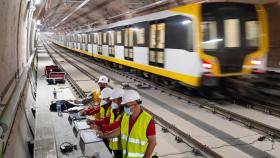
[199,3,269,86]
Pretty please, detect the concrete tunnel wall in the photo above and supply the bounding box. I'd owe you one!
[0,0,36,157]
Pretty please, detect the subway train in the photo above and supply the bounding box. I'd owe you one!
[52,2,269,88]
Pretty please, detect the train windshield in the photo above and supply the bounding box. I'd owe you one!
[202,3,260,50]
[201,3,260,73]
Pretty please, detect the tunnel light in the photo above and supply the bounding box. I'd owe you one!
[251,59,262,65]
[37,20,41,25]
[182,20,191,25]
[202,39,223,44]
[132,28,139,31]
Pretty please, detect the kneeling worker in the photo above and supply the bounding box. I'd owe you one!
[99,90,156,158]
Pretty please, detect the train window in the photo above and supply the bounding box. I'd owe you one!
[157,51,164,64]
[90,34,95,44]
[109,47,115,57]
[125,29,128,46]
[124,27,134,61]
[149,51,156,62]
[150,23,165,48]
[124,28,133,47]
[129,48,133,58]
[245,21,259,47]
[117,31,122,44]
[124,48,129,58]
[98,32,102,45]
[109,31,115,57]
[157,23,165,49]
[129,28,133,47]
[150,24,156,48]
[149,22,165,67]
[98,32,102,54]
[94,33,99,44]
[109,31,115,46]
[87,34,90,44]
[103,32,107,44]
[224,19,240,48]
[135,28,145,44]
[202,21,218,50]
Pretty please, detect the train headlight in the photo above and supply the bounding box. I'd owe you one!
[202,61,212,69]
[251,59,262,65]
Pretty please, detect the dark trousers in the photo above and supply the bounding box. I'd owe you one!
[103,139,112,153]
[113,150,122,158]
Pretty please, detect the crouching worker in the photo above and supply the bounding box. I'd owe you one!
[98,90,157,158]
[92,88,125,158]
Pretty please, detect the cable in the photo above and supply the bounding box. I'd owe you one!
[59,142,77,155]
[156,150,193,157]
[210,135,274,150]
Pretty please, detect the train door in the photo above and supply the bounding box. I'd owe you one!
[92,33,98,54]
[149,22,165,67]
[72,35,74,48]
[102,31,109,56]
[88,33,93,55]
[124,26,134,61]
[108,30,115,57]
[79,34,83,50]
[114,27,124,60]
[75,34,78,49]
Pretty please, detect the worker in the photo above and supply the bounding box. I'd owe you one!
[99,90,156,158]
[82,87,113,121]
[76,75,109,116]
[74,75,109,106]
[92,88,125,158]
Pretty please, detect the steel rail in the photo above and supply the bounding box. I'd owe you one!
[45,42,223,158]
[52,43,280,140]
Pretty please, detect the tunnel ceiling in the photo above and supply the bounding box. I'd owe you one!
[37,0,279,33]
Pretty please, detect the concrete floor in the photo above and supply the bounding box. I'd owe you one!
[52,43,280,158]
[33,48,112,157]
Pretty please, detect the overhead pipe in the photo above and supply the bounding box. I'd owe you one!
[70,0,172,34]
[54,0,90,28]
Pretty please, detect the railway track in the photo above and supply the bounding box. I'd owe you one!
[224,77,280,118]
[53,42,280,140]
[43,42,220,158]
[44,41,280,157]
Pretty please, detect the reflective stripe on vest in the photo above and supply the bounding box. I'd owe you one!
[121,135,148,146]
[123,150,144,158]
[121,111,152,158]
[109,108,124,150]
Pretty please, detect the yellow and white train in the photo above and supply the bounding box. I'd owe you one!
[53,2,269,88]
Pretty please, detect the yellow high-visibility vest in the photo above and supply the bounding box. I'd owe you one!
[121,111,152,158]
[92,88,101,106]
[99,105,111,119]
[109,108,124,150]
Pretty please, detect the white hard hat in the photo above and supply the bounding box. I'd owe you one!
[100,87,112,99]
[110,88,125,100]
[121,90,140,105]
[98,75,109,84]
